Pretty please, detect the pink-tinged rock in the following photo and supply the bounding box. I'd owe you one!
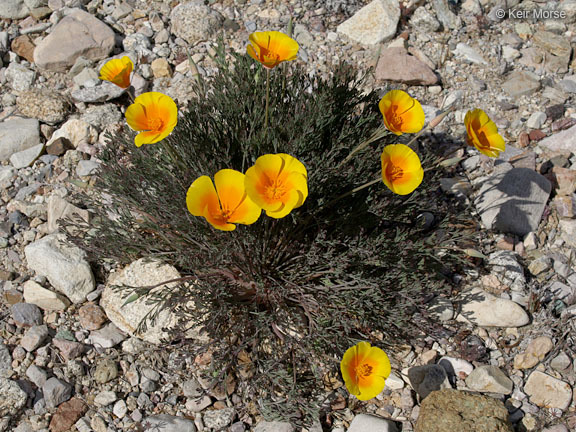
[78,303,107,330]
[552,167,576,196]
[554,195,576,218]
[52,338,85,360]
[539,124,576,152]
[34,8,115,71]
[375,46,439,85]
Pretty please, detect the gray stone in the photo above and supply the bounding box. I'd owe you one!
[141,414,197,432]
[254,422,294,432]
[47,195,90,235]
[203,408,235,429]
[0,166,16,189]
[527,111,548,130]
[502,71,541,98]
[407,364,452,400]
[34,8,115,71]
[547,281,574,301]
[42,377,72,409]
[20,325,49,352]
[76,160,100,176]
[11,303,43,327]
[465,365,513,394]
[0,378,28,417]
[456,288,529,327]
[489,251,525,292]
[524,371,572,410]
[454,43,487,65]
[475,167,551,236]
[410,7,440,32]
[559,76,576,94]
[0,340,12,378]
[10,144,44,169]
[337,0,400,45]
[93,358,118,384]
[185,395,211,412]
[5,62,36,92]
[71,80,126,103]
[122,33,152,57]
[539,124,576,152]
[182,379,202,398]
[24,233,95,304]
[171,1,224,45]
[433,0,461,30]
[113,399,127,418]
[550,351,572,371]
[0,0,29,19]
[80,104,122,130]
[26,364,48,387]
[94,390,117,406]
[101,259,205,345]
[542,426,569,432]
[88,323,126,349]
[0,118,40,161]
[348,414,398,432]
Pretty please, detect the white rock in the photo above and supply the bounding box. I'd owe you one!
[254,422,294,432]
[0,0,29,19]
[454,43,487,64]
[9,144,44,169]
[5,63,36,92]
[456,288,530,327]
[337,0,400,45]
[0,378,28,417]
[47,195,90,234]
[526,111,547,129]
[539,124,576,152]
[141,415,197,432]
[438,356,474,377]
[101,259,206,344]
[0,118,40,161]
[385,371,405,390]
[88,323,126,349]
[113,399,127,418]
[24,233,95,303]
[23,280,70,311]
[46,119,98,149]
[465,365,513,394]
[94,390,117,406]
[524,371,572,410]
[348,414,398,432]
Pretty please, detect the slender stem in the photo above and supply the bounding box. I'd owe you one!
[162,141,186,173]
[338,125,389,167]
[264,68,271,130]
[127,86,136,103]
[319,177,381,211]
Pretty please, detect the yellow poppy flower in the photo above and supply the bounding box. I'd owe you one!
[381,144,424,195]
[244,153,308,219]
[98,56,133,89]
[186,169,261,231]
[464,109,506,157]
[378,90,425,136]
[125,92,178,147]
[247,31,299,69]
[340,341,391,401]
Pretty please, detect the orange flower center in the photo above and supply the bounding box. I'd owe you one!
[149,117,164,132]
[386,164,404,182]
[355,363,373,378]
[265,180,287,200]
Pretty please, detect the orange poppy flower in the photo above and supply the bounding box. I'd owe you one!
[381,144,424,195]
[98,56,133,89]
[244,153,308,219]
[340,341,391,401]
[464,109,506,157]
[186,169,261,231]
[125,92,178,147]
[247,31,299,69]
[378,90,425,136]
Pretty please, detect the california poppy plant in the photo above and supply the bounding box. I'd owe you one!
[379,90,425,136]
[341,341,391,401]
[246,31,299,69]
[245,153,308,219]
[464,108,506,157]
[98,56,133,89]
[125,92,178,147]
[381,144,424,195]
[186,169,261,231]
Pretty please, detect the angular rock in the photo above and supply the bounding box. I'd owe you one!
[415,389,513,432]
[47,195,90,234]
[0,340,12,378]
[21,324,49,352]
[524,371,572,410]
[0,118,40,161]
[76,159,100,176]
[337,0,400,45]
[348,414,398,432]
[89,323,126,349]
[539,124,576,152]
[16,89,70,125]
[71,80,126,103]
[9,144,44,169]
[11,35,35,63]
[113,399,127,418]
[475,167,551,236]
[410,7,440,33]
[465,365,513,394]
[5,62,35,92]
[78,303,107,330]
[24,233,95,304]
[407,364,452,400]
[514,336,554,369]
[203,408,235,430]
[141,414,197,432]
[23,280,70,311]
[94,390,117,406]
[488,251,525,292]
[0,0,29,19]
[502,71,540,98]
[53,338,85,360]
[0,378,28,417]
[438,356,474,379]
[375,46,438,85]
[25,364,47,387]
[186,395,211,412]
[49,397,88,432]
[42,377,72,409]
[433,0,461,30]
[46,137,74,156]
[550,351,572,371]
[34,8,115,71]
[454,43,487,65]
[46,119,98,149]
[11,303,43,327]
[456,288,529,327]
[171,1,224,45]
[101,259,204,344]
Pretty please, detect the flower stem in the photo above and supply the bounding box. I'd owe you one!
[339,126,389,167]
[320,177,381,211]
[264,68,271,130]
[162,141,186,172]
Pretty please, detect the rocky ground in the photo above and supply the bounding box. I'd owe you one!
[1,0,576,431]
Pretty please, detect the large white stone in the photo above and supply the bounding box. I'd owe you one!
[23,280,71,311]
[456,288,530,327]
[539,124,576,153]
[348,414,398,432]
[47,195,90,234]
[24,234,95,304]
[0,118,40,161]
[524,371,572,410]
[337,0,400,45]
[101,259,205,345]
